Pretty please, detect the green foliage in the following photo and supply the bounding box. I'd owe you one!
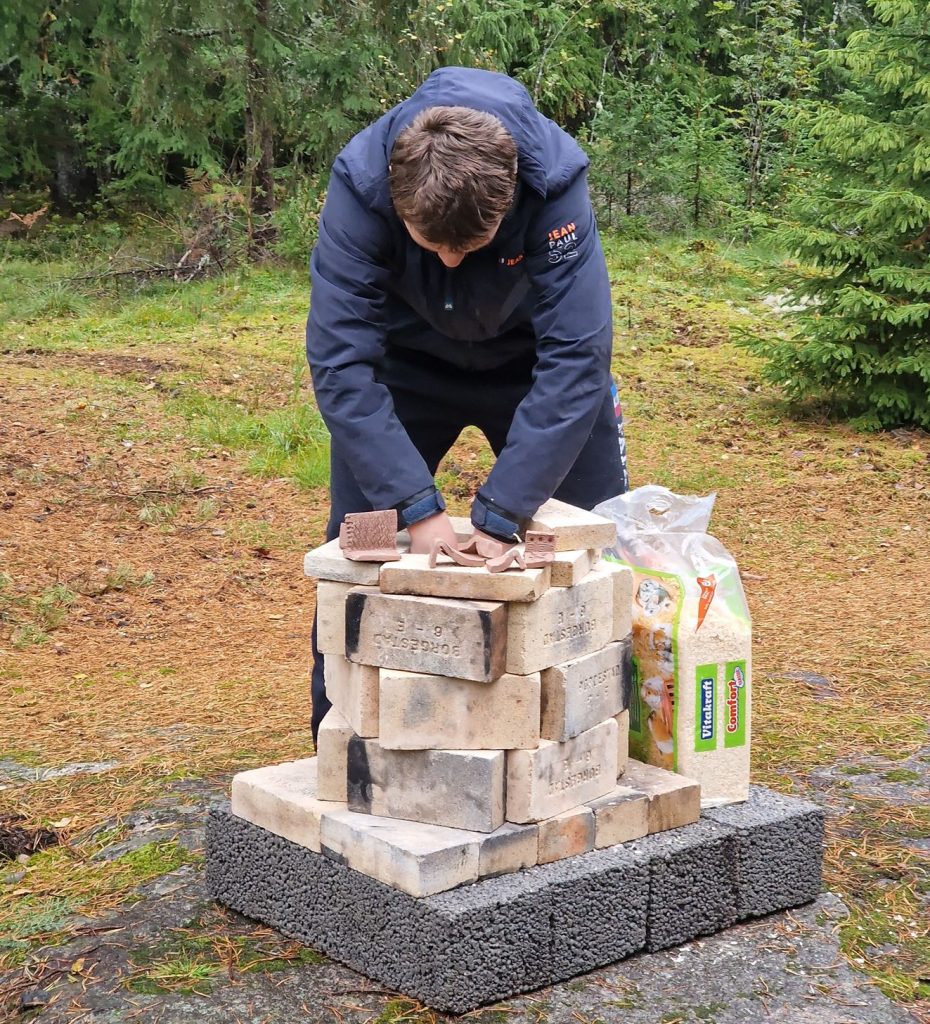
[751,0,930,428]
[272,172,326,263]
[664,69,743,229]
[0,0,851,237]
[713,0,816,215]
[169,385,331,490]
[586,77,683,229]
[3,0,921,431]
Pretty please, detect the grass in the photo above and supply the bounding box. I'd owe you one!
[168,385,330,490]
[0,228,928,1014]
[825,801,930,1002]
[4,583,80,649]
[0,839,199,969]
[125,920,327,995]
[1,249,307,359]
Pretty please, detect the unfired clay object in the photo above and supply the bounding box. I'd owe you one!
[428,538,486,568]
[458,534,509,560]
[339,510,401,562]
[524,530,556,568]
[485,547,527,574]
[425,533,530,574]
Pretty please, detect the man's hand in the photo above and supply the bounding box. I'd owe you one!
[407,511,459,554]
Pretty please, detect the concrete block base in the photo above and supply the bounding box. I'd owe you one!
[207,786,824,1014]
[703,784,825,919]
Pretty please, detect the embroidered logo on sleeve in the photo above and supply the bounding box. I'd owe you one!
[547,221,580,264]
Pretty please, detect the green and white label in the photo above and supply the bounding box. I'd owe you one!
[695,663,717,752]
[723,660,748,748]
[629,656,643,735]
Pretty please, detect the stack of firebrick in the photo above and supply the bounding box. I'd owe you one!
[231,499,702,898]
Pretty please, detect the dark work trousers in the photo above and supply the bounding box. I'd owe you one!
[310,346,629,744]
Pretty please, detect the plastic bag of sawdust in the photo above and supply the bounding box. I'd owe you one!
[594,485,751,806]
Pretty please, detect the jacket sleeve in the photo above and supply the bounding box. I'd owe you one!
[474,170,613,527]
[306,165,442,519]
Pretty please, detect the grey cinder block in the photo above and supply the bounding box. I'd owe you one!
[639,819,739,951]
[545,841,650,977]
[207,785,824,1014]
[207,804,647,1012]
[702,784,825,919]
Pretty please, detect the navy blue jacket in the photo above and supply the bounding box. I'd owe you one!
[306,67,613,535]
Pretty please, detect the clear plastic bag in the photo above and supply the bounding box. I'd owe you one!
[595,486,752,806]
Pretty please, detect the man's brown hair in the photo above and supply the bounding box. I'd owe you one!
[390,106,518,251]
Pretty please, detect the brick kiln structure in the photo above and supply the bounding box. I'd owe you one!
[207,500,824,1012]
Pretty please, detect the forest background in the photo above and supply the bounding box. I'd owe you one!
[2,0,929,427]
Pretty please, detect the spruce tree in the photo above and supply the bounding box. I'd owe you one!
[756,0,930,429]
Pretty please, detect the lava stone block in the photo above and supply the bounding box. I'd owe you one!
[702,785,825,919]
[638,819,740,952]
[207,785,824,1014]
[207,804,648,1013]
[544,841,650,978]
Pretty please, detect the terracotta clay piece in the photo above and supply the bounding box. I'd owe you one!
[485,547,527,574]
[458,534,510,560]
[339,510,401,562]
[524,531,556,568]
[425,533,531,574]
[428,538,487,568]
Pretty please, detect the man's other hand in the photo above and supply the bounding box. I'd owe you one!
[407,511,459,554]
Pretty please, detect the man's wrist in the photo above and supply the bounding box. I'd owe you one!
[471,492,523,544]
[395,485,446,529]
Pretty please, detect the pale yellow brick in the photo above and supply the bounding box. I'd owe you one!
[528,498,617,551]
[623,759,701,834]
[316,706,353,801]
[379,669,540,750]
[506,568,613,674]
[589,561,633,641]
[346,590,508,682]
[319,809,480,897]
[615,709,630,778]
[347,738,505,833]
[380,553,549,602]
[231,759,340,853]
[304,538,382,586]
[325,656,379,738]
[588,782,649,847]
[550,549,597,587]
[540,642,630,741]
[506,718,618,823]
[478,822,539,878]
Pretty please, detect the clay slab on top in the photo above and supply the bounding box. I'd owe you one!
[339,510,401,562]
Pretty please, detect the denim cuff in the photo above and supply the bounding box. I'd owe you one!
[395,486,446,529]
[471,492,523,543]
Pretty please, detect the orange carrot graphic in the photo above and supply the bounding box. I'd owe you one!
[696,575,716,631]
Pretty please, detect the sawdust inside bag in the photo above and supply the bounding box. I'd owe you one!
[595,485,751,806]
